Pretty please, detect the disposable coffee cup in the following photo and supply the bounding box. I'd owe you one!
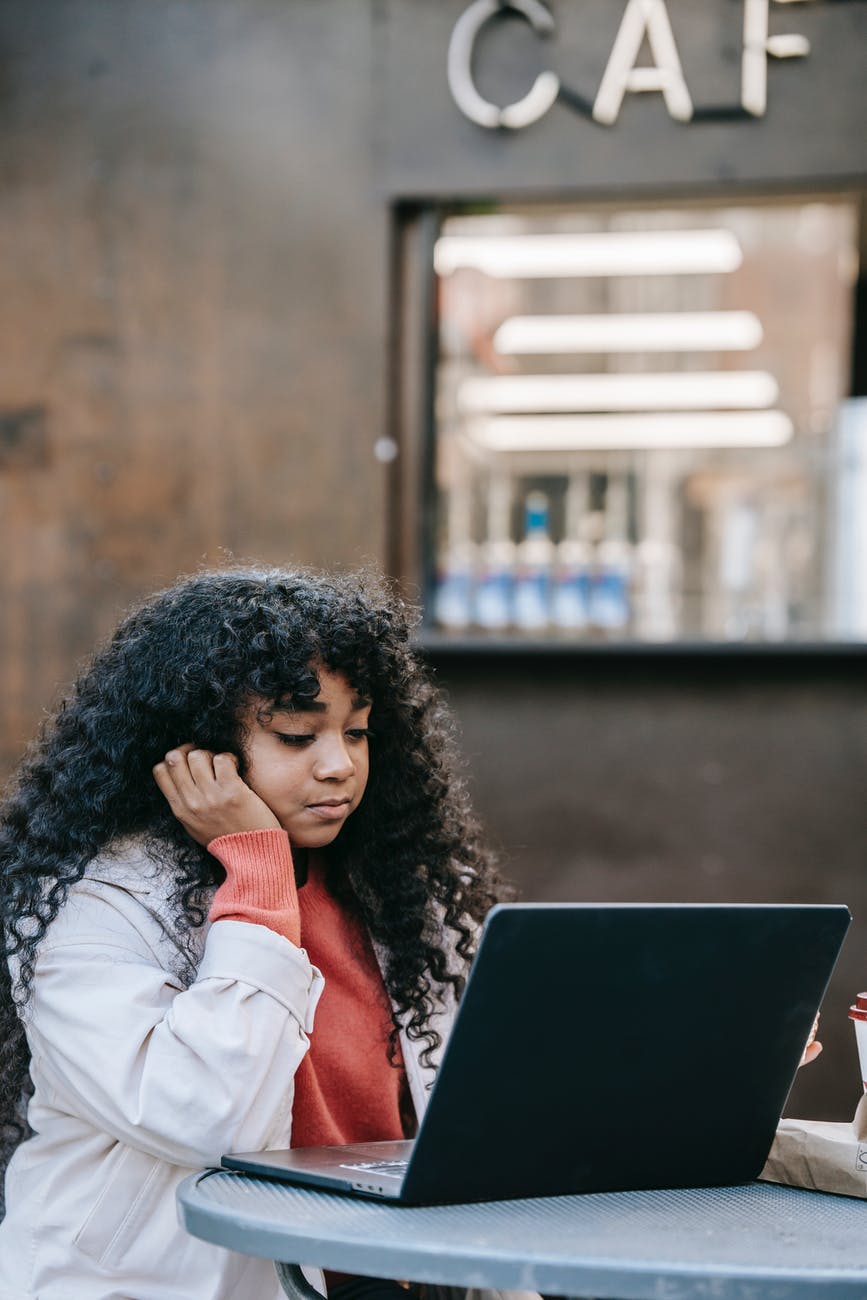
[848,993,867,1092]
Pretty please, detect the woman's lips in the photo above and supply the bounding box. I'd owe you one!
[305,799,351,821]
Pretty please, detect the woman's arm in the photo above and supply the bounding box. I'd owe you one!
[22,745,318,1168]
[25,877,322,1168]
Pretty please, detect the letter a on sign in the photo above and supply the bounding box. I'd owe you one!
[593,0,693,125]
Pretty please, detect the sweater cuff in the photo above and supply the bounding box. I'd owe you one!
[208,829,301,947]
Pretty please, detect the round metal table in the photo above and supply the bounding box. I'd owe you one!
[177,1169,867,1299]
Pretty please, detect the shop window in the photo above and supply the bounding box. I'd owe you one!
[425,196,864,643]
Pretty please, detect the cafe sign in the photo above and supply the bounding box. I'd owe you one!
[447,0,812,129]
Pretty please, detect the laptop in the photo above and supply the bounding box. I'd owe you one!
[222,901,850,1204]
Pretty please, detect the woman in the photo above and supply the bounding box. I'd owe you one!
[0,566,511,1300]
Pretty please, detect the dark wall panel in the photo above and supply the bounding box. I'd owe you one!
[428,650,867,1120]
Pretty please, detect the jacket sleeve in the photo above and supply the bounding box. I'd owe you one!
[23,881,324,1168]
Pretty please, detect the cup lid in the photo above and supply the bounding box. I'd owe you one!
[849,992,867,1021]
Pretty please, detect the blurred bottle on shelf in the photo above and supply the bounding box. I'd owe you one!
[474,476,516,630]
[718,497,759,639]
[552,474,592,630]
[634,460,682,640]
[635,538,682,640]
[513,491,554,630]
[434,485,476,630]
[591,475,633,632]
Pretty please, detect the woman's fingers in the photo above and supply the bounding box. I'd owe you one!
[185,746,218,784]
[152,746,222,841]
[212,751,240,782]
[798,1012,821,1067]
[152,745,193,800]
[155,746,225,806]
[799,1040,823,1067]
[153,742,279,844]
[155,745,201,797]
[151,759,183,811]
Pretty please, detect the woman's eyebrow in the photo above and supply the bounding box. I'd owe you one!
[272,695,370,718]
[273,701,327,717]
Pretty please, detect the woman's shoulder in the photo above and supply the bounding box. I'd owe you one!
[81,834,166,899]
[51,836,210,967]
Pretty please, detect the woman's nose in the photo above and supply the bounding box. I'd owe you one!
[313,735,355,780]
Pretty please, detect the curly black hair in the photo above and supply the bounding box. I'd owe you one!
[0,566,510,1169]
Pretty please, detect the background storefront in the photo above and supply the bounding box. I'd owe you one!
[0,0,865,1115]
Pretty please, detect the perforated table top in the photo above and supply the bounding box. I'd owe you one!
[178,1170,867,1299]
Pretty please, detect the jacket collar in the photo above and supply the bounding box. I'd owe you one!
[84,836,160,896]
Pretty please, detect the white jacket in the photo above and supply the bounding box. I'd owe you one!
[0,838,455,1300]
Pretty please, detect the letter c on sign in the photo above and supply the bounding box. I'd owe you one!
[447,0,560,130]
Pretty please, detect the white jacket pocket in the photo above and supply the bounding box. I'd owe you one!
[73,1142,172,1268]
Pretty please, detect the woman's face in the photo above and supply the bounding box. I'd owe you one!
[240,668,371,848]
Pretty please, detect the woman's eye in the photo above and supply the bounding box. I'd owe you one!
[346,728,373,742]
[275,733,315,747]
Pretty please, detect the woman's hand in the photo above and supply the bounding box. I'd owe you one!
[153,743,281,846]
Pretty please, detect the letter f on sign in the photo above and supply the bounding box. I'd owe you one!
[742,0,811,117]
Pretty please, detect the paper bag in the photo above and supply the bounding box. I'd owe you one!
[759,1093,867,1198]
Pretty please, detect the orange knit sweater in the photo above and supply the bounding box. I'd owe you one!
[207,829,407,1151]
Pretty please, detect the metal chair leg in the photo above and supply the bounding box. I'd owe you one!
[274,1261,328,1300]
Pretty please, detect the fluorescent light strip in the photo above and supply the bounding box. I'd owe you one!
[434,230,743,278]
[493,311,764,354]
[468,411,793,451]
[458,372,779,414]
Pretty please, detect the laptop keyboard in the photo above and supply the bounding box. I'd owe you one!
[338,1159,409,1179]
